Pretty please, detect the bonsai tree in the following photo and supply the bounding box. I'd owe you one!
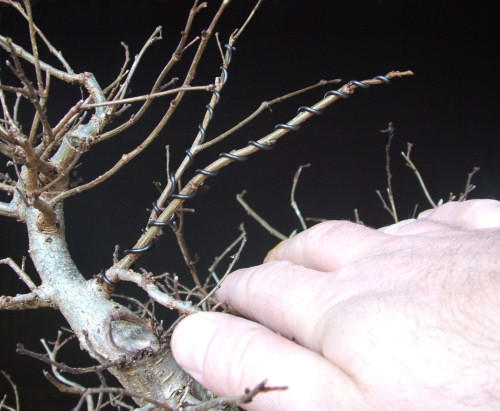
[0,0,495,409]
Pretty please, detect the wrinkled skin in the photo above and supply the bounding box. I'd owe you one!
[172,199,500,410]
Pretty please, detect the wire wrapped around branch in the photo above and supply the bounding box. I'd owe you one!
[114,71,414,270]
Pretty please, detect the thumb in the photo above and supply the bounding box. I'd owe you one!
[171,312,362,410]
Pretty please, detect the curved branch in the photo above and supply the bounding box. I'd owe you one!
[105,268,199,315]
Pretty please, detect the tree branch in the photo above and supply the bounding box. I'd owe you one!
[104,268,199,315]
[0,0,74,73]
[0,34,78,83]
[0,292,51,310]
[237,191,287,241]
[115,71,414,270]
[290,163,310,231]
[0,257,36,290]
[402,142,437,208]
[0,200,19,219]
[95,0,208,143]
[50,1,233,204]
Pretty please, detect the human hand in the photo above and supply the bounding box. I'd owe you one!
[171,199,500,410]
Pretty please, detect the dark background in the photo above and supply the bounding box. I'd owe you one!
[0,0,498,409]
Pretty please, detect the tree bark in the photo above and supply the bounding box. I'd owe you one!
[25,203,205,407]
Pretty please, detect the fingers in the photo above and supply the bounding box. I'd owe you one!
[215,260,355,353]
[265,220,392,271]
[378,218,457,235]
[418,199,500,229]
[171,312,362,410]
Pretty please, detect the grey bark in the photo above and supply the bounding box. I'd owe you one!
[23,200,204,407]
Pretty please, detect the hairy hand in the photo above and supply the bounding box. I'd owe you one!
[171,199,500,410]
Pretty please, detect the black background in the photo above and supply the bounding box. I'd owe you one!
[0,0,498,409]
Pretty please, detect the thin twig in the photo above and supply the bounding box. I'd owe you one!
[380,122,398,222]
[103,41,130,96]
[290,163,310,231]
[197,235,246,308]
[16,344,126,374]
[115,26,163,102]
[51,1,233,204]
[199,79,341,151]
[114,71,414,271]
[40,336,93,408]
[94,0,213,143]
[231,0,265,42]
[0,0,74,73]
[458,166,480,201]
[171,211,205,295]
[353,208,362,224]
[0,257,37,290]
[72,386,173,411]
[80,85,215,110]
[186,379,287,411]
[0,371,19,411]
[207,223,246,284]
[402,142,437,208]
[23,0,44,93]
[105,268,199,315]
[237,190,287,241]
[375,189,396,220]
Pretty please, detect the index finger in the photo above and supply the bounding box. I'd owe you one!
[265,220,392,271]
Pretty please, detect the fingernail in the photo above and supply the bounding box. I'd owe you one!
[171,312,218,382]
[264,240,285,262]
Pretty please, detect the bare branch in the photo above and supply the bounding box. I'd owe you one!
[0,0,74,73]
[114,26,163,102]
[353,208,362,224]
[23,0,44,93]
[237,190,287,241]
[16,344,125,374]
[0,371,19,411]
[51,1,233,204]
[380,122,398,222]
[0,34,77,83]
[186,379,287,411]
[196,234,246,308]
[402,142,437,208]
[375,189,397,221]
[114,71,414,270]
[230,0,265,42]
[290,163,310,231]
[104,268,199,315]
[73,386,174,411]
[0,292,51,310]
[199,78,342,151]
[80,84,215,110]
[171,211,205,294]
[102,42,130,95]
[207,224,246,283]
[458,166,480,201]
[95,0,210,143]
[0,257,36,290]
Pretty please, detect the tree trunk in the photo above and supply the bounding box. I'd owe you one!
[25,203,205,407]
